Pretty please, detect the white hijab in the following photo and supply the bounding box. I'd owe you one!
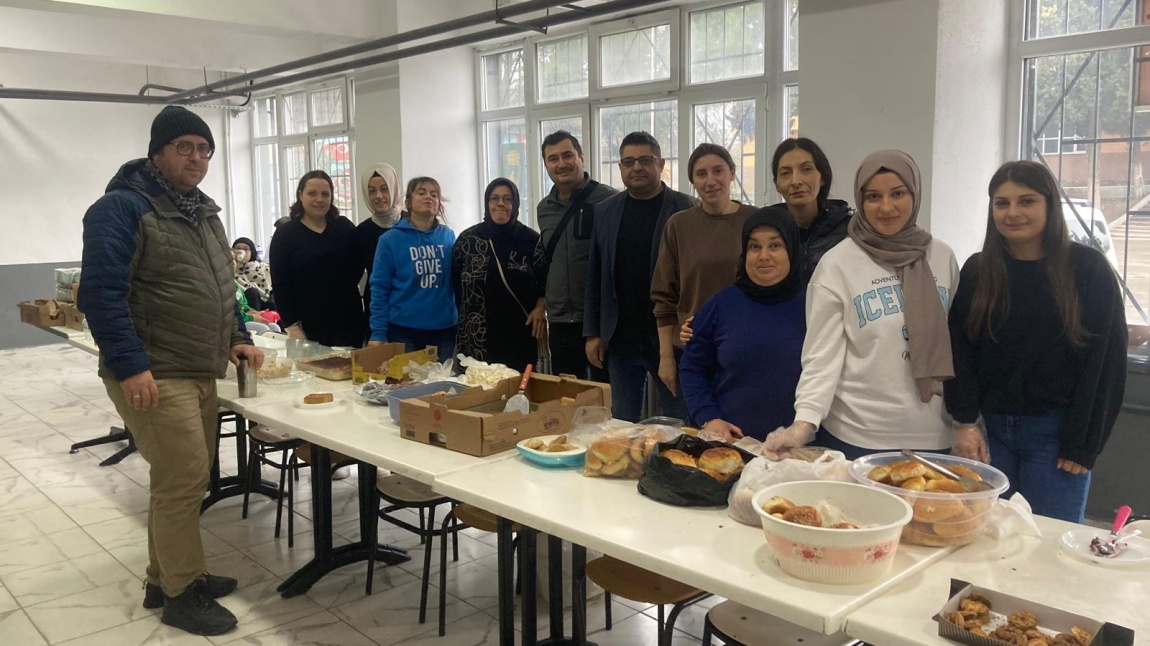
[360,163,402,229]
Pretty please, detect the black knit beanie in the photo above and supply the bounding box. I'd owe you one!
[148,106,215,157]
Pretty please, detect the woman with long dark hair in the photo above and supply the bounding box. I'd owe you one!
[269,170,365,347]
[452,178,547,372]
[945,161,1126,522]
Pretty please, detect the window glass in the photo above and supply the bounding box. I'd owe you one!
[600,25,672,87]
[689,2,765,83]
[598,100,678,189]
[537,35,589,103]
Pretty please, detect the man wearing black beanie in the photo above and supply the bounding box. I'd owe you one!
[77,105,262,636]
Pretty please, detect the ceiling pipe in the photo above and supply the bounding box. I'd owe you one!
[164,0,576,103]
[0,0,666,106]
[204,0,659,98]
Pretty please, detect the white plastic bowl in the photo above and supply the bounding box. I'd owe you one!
[752,481,912,585]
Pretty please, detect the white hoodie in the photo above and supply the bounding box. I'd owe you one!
[793,238,960,449]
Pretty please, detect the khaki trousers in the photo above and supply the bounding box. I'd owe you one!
[104,377,219,597]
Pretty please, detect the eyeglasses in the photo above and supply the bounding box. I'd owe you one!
[619,156,659,169]
[488,195,515,205]
[170,141,215,159]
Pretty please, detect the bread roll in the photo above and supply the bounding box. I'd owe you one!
[599,454,631,476]
[629,433,660,463]
[900,476,927,491]
[948,464,982,481]
[760,496,796,515]
[660,449,697,468]
[697,447,744,475]
[890,461,928,485]
[782,505,823,527]
[303,392,334,404]
[913,497,966,523]
[925,478,965,494]
[591,437,630,464]
[933,508,981,537]
[867,465,893,484]
[698,467,728,482]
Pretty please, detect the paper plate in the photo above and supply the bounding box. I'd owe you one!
[292,393,346,411]
[1058,529,1150,567]
[517,435,586,468]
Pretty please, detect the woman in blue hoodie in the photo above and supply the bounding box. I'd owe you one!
[368,176,458,362]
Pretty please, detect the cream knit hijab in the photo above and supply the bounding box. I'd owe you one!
[360,163,402,229]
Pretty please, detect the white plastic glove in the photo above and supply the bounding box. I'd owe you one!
[952,424,989,463]
[762,421,817,461]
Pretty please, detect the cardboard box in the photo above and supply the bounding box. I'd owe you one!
[59,302,85,331]
[351,343,438,384]
[18,299,63,328]
[398,373,611,457]
[935,579,1133,646]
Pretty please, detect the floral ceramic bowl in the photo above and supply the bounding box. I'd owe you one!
[752,481,912,585]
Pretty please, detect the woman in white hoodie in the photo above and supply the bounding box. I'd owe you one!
[763,150,979,460]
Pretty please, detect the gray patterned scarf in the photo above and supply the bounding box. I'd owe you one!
[144,160,204,219]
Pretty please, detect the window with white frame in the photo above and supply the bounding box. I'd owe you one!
[251,78,355,248]
[476,2,796,228]
[1013,0,1150,325]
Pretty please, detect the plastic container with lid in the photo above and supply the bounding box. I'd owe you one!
[849,452,1008,547]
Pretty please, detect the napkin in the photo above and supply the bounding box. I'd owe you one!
[984,493,1043,540]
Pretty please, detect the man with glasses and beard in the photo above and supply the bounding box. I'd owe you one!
[583,131,696,422]
[78,106,262,636]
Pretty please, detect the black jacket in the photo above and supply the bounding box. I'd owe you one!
[783,198,853,284]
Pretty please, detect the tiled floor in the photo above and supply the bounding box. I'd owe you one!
[0,343,719,645]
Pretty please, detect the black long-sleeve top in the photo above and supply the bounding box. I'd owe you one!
[945,244,1127,469]
[269,216,366,348]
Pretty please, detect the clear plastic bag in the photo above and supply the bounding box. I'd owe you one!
[727,450,852,526]
[569,415,681,479]
[456,355,520,389]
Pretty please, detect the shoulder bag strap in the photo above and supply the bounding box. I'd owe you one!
[543,180,598,262]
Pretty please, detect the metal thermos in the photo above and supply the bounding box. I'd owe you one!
[237,356,258,398]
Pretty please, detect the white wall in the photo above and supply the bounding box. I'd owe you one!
[353,68,403,222]
[799,0,1009,264]
[0,51,254,265]
[930,0,1008,264]
[396,0,481,229]
[799,0,941,225]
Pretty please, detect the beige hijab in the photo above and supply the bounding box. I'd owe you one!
[849,150,953,403]
[360,163,402,229]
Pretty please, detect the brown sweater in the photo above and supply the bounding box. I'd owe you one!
[651,203,757,347]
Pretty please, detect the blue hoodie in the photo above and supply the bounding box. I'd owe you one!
[369,218,458,341]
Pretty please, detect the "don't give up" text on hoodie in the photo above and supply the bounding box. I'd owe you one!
[369,218,458,341]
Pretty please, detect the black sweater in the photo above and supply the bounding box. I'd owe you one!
[269,217,366,348]
[945,244,1127,469]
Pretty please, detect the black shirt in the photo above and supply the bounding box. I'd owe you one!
[269,217,366,348]
[613,191,665,348]
[945,244,1128,469]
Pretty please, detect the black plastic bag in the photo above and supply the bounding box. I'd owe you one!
[637,435,756,507]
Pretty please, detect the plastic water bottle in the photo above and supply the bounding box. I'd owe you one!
[82,318,92,343]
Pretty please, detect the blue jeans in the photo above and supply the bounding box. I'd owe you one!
[813,428,951,461]
[607,345,685,423]
[984,409,1090,523]
[388,323,456,365]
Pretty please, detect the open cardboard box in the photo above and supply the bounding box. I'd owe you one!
[59,302,85,331]
[351,343,438,384]
[398,373,611,456]
[18,299,63,328]
[935,579,1133,646]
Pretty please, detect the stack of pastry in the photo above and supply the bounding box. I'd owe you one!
[945,593,1094,646]
[866,460,991,547]
[659,447,746,482]
[584,426,669,478]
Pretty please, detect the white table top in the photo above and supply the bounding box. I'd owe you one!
[238,395,518,485]
[432,457,957,634]
[843,516,1150,646]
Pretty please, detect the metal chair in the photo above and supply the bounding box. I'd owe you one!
[584,555,711,646]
